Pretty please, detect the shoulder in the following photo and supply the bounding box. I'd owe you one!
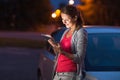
[76,28,87,35]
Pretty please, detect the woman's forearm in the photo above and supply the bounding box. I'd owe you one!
[61,50,74,60]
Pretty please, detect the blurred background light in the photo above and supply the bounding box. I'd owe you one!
[55,9,61,17]
[69,0,74,5]
[51,13,57,18]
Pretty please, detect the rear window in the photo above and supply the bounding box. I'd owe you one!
[85,33,120,71]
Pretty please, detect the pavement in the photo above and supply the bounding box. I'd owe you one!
[0,47,43,80]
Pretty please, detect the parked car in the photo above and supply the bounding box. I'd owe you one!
[38,26,120,80]
[0,32,45,80]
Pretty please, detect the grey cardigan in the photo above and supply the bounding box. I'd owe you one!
[52,27,88,78]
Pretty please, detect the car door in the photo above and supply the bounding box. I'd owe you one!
[85,33,120,80]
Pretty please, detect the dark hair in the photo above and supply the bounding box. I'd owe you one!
[60,5,83,28]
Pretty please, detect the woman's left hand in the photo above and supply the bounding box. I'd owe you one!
[53,43,62,54]
[55,44,74,59]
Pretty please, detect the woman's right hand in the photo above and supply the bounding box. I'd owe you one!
[48,39,57,47]
[48,39,60,54]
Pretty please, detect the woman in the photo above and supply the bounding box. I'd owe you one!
[48,5,88,80]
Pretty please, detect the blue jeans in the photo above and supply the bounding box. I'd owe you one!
[53,72,76,80]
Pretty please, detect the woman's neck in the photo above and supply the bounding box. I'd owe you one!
[70,25,76,32]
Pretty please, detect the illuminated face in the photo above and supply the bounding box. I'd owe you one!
[61,13,75,28]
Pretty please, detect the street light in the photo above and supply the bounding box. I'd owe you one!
[69,0,74,5]
[55,9,61,17]
[51,9,61,19]
[51,13,57,18]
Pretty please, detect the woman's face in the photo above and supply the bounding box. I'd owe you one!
[61,13,76,28]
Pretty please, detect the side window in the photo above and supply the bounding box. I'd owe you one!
[113,37,120,50]
[85,33,120,71]
[51,28,66,42]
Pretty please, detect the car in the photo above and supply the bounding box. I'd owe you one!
[38,26,120,80]
[0,32,45,80]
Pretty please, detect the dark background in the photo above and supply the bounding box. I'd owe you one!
[0,0,120,31]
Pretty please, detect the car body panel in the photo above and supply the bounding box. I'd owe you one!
[0,32,44,80]
[86,72,120,80]
[39,50,54,80]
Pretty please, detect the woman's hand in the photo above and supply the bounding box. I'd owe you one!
[48,39,73,59]
[53,43,61,54]
[48,39,57,47]
[48,39,61,54]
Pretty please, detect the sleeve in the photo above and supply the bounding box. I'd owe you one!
[73,29,88,64]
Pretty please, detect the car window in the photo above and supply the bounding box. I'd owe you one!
[51,27,66,43]
[85,33,120,71]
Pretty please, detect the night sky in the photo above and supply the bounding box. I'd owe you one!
[50,0,80,10]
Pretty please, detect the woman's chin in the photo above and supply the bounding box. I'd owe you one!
[66,26,70,28]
